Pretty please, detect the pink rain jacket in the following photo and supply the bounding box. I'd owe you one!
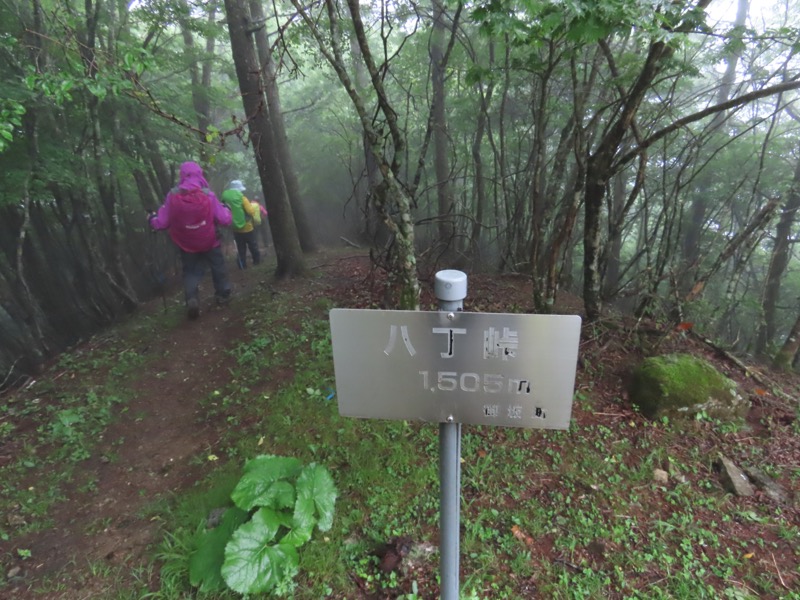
[149,162,232,253]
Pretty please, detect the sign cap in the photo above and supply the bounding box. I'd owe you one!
[435,270,467,302]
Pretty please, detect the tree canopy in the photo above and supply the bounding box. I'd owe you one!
[1,0,800,383]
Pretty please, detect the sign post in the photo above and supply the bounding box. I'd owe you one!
[435,270,467,600]
[329,270,582,598]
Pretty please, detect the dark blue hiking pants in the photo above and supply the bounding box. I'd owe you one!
[234,230,260,268]
[179,246,231,303]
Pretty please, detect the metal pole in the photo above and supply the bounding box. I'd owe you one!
[435,270,467,600]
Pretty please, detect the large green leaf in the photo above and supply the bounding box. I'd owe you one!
[221,508,299,594]
[188,507,248,593]
[280,517,313,548]
[231,455,302,511]
[243,454,302,476]
[294,463,337,532]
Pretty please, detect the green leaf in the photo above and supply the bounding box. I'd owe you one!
[221,508,299,594]
[566,15,612,43]
[87,82,107,100]
[188,507,248,593]
[294,463,337,532]
[231,455,302,511]
[280,519,313,547]
[244,454,302,476]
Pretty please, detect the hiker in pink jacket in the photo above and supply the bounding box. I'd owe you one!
[148,161,232,319]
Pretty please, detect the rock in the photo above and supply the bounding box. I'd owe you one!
[7,566,21,579]
[628,353,747,421]
[717,455,755,496]
[743,466,792,506]
[405,541,437,570]
[653,469,669,485]
[673,473,688,485]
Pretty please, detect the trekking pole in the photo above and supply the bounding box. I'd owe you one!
[146,209,168,313]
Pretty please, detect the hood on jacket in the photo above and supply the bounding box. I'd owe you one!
[178,161,210,191]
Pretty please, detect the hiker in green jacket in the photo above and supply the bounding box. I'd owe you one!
[221,180,261,269]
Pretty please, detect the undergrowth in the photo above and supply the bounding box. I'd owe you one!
[1,261,797,599]
[146,286,799,598]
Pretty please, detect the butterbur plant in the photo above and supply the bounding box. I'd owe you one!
[189,455,337,595]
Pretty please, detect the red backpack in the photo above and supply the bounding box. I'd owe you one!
[167,187,216,252]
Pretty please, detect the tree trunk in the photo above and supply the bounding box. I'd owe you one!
[603,169,626,299]
[683,197,779,303]
[180,1,216,162]
[756,143,800,356]
[347,36,382,242]
[431,0,455,251]
[468,44,494,262]
[773,311,800,371]
[290,0,419,308]
[223,0,305,278]
[541,51,600,312]
[249,0,317,253]
[583,39,673,320]
[13,187,48,355]
[678,0,749,300]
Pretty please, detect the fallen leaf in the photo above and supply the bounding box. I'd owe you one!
[511,525,535,547]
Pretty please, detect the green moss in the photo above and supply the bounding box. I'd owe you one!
[629,353,745,420]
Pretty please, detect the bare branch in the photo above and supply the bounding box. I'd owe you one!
[618,79,800,167]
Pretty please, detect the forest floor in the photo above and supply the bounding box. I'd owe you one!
[0,246,798,599]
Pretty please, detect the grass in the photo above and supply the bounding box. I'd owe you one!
[1,267,798,599]
[0,339,154,537]
[152,297,796,598]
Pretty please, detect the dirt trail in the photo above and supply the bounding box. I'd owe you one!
[1,260,283,599]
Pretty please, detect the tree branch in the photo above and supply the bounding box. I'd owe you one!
[618,79,800,168]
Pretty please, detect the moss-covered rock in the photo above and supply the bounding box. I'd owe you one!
[629,353,746,421]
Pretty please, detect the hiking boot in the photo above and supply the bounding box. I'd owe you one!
[187,297,200,319]
[215,292,231,306]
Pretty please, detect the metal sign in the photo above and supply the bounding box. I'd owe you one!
[329,309,581,429]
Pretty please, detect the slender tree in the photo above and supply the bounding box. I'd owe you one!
[223,0,305,277]
[677,0,750,306]
[249,0,317,253]
[290,0,420,308]
[430,0,456,252]
[758,138,800,356]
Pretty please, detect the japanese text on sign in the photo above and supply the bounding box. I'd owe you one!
[330,309,581,430]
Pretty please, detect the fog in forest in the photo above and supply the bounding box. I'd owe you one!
[1,0,800,384]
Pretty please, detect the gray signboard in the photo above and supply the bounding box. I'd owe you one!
[329,309,582,429]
